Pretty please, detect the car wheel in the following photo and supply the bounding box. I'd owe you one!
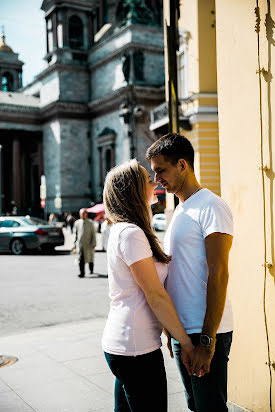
[10,239,25,255]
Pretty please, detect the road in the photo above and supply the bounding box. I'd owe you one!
[0,229,109,337]
[0,228,165,337]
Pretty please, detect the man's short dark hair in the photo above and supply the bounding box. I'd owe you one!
[146,133,194,170]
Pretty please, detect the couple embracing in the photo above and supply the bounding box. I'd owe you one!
[101,133,233,412]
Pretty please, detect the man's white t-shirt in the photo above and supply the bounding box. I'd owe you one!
[164,188,234,334]
[102,222,168,356]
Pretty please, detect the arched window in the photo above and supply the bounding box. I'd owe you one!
[2,72,13,92]
[69,15,84,49]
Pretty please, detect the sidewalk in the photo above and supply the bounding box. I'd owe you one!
[0,318,189,412]
[0,228,189,411]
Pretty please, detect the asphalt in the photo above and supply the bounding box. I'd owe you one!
[0,228,190,412]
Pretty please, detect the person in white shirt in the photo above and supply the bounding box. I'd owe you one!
[102,159,202,412]
[146,133,233,412]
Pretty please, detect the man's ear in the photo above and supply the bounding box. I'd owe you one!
[178,159,187,171]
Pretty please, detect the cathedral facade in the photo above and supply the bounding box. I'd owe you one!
[0,0,164,215]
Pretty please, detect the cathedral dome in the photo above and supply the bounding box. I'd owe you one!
[0,33,13,53]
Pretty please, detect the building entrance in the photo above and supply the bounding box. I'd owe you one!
[0,129,43,216]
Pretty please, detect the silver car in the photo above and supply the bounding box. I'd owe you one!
[0,216,64,255]
[152,213,166,231]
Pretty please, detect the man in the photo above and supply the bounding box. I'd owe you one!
[73,208,96,278]
[146,133,233,412]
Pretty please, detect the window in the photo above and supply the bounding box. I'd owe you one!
[47,18,53,53]
[2,72,13,92]
[105,149,112,174]
[69,15,84,49]
[0,220,20,228]
[178,51,187,99]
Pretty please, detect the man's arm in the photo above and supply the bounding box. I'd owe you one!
[190,232,233,374]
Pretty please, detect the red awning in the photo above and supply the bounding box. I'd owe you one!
[86,203,105,214]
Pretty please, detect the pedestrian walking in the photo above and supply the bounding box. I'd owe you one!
[66,212,75,233]
[73,208,96,278]
[101,216,112,251]
[147,133,234,412]
[102,159,202,412]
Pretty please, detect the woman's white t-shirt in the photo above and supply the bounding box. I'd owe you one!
[102,222,168,356]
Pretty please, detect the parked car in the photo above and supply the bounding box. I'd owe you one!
[152,213,166,231]
[0,216,64,255]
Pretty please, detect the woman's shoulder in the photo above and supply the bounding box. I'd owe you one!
[112,222,144,238]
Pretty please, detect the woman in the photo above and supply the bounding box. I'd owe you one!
[102,159,195,412]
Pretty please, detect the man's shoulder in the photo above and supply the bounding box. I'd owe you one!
[199,189,230,210]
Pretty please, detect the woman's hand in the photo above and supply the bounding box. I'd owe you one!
[181,342,205,377]
[163,329,173,358]
[180,341,194,375]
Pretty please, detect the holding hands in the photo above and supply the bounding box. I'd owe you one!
[164,331,215,378]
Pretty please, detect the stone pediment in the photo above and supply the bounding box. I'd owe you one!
[97,127,116,146]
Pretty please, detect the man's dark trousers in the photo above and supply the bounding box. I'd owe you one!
[79,252,94,276]
[172,332,233,412]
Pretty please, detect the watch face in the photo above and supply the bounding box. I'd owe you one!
[200,335,211,346]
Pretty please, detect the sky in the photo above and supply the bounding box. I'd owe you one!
[0,0,46,87]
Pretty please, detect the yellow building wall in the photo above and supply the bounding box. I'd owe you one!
[178,0,220,196]
[216,0,275,410]
[184,121,221,196]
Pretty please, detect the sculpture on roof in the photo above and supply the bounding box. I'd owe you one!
[116,0,155,27]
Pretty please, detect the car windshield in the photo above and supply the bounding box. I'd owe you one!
[21,217,47,226]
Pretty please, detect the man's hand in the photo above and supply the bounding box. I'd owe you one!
[190,344,215,376]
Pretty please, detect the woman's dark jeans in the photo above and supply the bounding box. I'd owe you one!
[172,332,233,412]
[104,349,167,412]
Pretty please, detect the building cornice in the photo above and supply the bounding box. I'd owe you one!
[0,109,41,126]
[36,62,88,81]
[41,0,95,16]
[91,23,164,55]
[89,42,164,72]
[89,85,165,116]
[40,100,89,122]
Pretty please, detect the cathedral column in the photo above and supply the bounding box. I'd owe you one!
[38,140,44,177]
[12,138,22,207]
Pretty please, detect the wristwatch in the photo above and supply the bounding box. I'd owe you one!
[199,334,216,347]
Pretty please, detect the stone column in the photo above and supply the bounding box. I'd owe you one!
[12,138,22,207]
[38,140,44,177]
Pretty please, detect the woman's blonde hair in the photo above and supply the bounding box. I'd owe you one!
[103,159,171,264]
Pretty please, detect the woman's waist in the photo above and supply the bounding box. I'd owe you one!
[107,308,162,328]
